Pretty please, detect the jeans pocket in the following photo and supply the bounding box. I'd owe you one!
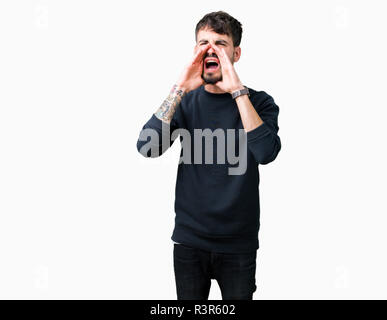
[174,243,199,262]
[175,243,196,250]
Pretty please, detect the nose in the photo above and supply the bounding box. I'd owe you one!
[206,45,217,58]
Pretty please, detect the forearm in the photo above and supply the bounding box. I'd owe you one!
[154,84,187,124]
[235,94,281,164]
[235,94,264,132]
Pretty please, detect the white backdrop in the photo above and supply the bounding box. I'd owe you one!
[0,0,386,299]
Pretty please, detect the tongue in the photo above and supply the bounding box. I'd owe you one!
[208,64,218,70]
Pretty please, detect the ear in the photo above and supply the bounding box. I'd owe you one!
[233,46,241,63]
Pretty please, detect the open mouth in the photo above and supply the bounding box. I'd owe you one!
[204,58,220,72]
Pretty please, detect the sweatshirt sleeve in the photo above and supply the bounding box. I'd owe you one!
[246,92,281,165]
[136,110,181,158]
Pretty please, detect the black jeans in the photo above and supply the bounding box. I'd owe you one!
[173,243,257,300]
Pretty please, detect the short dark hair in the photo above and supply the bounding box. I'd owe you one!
[195,11,243,47]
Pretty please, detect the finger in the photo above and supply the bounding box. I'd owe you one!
[220,47,233,68]
[211,44,229,67]
[194,43,210,60]
[195,44,211,62]
[193,44,202,56]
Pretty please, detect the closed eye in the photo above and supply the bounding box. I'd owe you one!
[199,41,228,46]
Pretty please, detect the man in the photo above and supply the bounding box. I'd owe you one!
[136,11,281,300]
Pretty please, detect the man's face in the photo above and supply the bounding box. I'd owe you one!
[195,28,239,85]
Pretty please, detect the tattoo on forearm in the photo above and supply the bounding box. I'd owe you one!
[154,84,186,124]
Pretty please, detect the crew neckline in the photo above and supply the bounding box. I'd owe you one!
[200,85,231,99]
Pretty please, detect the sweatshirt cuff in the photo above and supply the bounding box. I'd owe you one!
[148,114,174,141]
[246,122,272,142]
[148,113,167,131]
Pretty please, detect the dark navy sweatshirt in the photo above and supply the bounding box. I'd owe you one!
[136,85,281,253]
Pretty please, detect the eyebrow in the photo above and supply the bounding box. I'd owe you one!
[198,39,229,45]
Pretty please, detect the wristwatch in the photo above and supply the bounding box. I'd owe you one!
[231,86,250,99]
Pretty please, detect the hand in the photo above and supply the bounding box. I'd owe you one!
[210,45,244,94]
[176,43,211,93]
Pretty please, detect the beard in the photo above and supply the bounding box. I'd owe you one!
[201,53,233,85]
[201,70,222,85]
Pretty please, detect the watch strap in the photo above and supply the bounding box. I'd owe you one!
[231,87,249,99]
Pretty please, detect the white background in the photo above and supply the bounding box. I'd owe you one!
[0,0,386,299]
